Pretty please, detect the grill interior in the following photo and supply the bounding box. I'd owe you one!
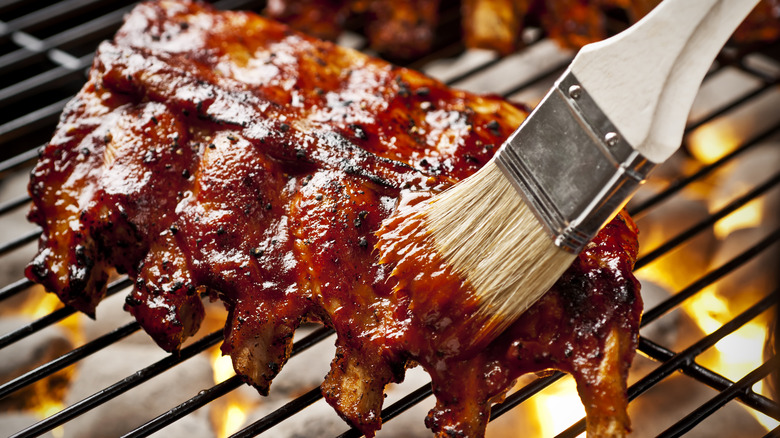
[0,1,779,437]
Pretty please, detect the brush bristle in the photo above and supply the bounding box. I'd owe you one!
[426,162,577,337]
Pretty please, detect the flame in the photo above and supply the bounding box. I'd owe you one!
[687,123,742,164]
[528,376,586,437]
[35,401,65,438]
[683,288,778,431]
[210,348,250,438]
[713,198,764,239]
[212,349,236,384]
[17,287,83,344]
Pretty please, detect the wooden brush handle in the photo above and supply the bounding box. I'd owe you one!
[570,0,760,163]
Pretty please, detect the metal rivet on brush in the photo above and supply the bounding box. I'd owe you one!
[605,132,619,147]
[568,84,582,99]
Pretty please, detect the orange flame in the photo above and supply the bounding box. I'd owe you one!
[210,348,249,438]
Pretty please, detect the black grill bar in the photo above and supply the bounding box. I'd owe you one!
[0,277,131,349]
[641,227,780,325]
[0,55,92,109]
[0,193,31,215]
[231,387,324,438]
[659,356,778,438]
[11,329,224,438]
[638,335,779,416]
[122,325,335,438]
[0,96,72,145]
[685,77,780,133]
[0,278,34,302]
[557,291,780,438]
[0,148,38,174]
[0,6,130,76]
[0,228,40,254]
[635,169,780,269]
[629,119,780,218]
[0,321,140,400]
[0,0,110,41]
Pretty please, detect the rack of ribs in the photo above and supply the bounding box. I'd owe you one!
[26,1,642,436]
[266,0,780,58]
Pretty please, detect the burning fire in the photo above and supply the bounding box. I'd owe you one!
[683,289,777,431]
[11,286,78,438]
[713,197,764,239]
[687,123,742,164]
[644,124,779,432]
[211,347,249,438]
[528,376,586,437]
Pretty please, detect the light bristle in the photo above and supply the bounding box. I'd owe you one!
[426,162,577,336]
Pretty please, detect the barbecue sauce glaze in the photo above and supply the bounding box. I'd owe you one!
[26,1,642,436]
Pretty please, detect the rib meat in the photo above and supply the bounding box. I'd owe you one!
[266,0,780,57]
[27,1,641,436]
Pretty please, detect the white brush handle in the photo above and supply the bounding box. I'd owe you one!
[570,0,760,164]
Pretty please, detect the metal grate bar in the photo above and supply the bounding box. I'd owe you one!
[0,278,34,302]
[0,148,38,175]
[337,384,434,438]
[0,305,76,350]
[641,227,780,325]
[685,77,779,133]
[634,294,777,409]
[638,335,779,415]
[0,194,31,215]
[122,325,335,438]
[489,373,566,421]
[629,120,780,218]
[737,57,780,84]
[11,328,224,438]
[764,425,780,438]
[0,96,71,145]
[503,60,570,97]
[0,277,130,349]
[230,386,324,438]
[0,55,92,109]
[635,170,780,270]
[556,291,779,438]
[0,6,130,76]
[658,355,779,438]
[0,321,140,400]
[0,0,112,40]
[0,228,40,255]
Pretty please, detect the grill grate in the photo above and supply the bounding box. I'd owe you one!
[1,1,779,437]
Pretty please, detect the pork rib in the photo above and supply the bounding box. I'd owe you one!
[27,1,641,436]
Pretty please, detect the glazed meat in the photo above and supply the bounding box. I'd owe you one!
[265,0,441,59]
[26,1,641,436]
[267,0,780,57]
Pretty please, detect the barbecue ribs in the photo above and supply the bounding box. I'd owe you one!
[266,0,780,57]
[27,1,642,436]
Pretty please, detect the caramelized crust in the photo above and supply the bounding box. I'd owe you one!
[27,1,640,436]
[266,0,780,57]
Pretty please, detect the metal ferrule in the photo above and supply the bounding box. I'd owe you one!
[494,67,656,253]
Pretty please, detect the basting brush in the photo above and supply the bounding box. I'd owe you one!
[387,0,761,341]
